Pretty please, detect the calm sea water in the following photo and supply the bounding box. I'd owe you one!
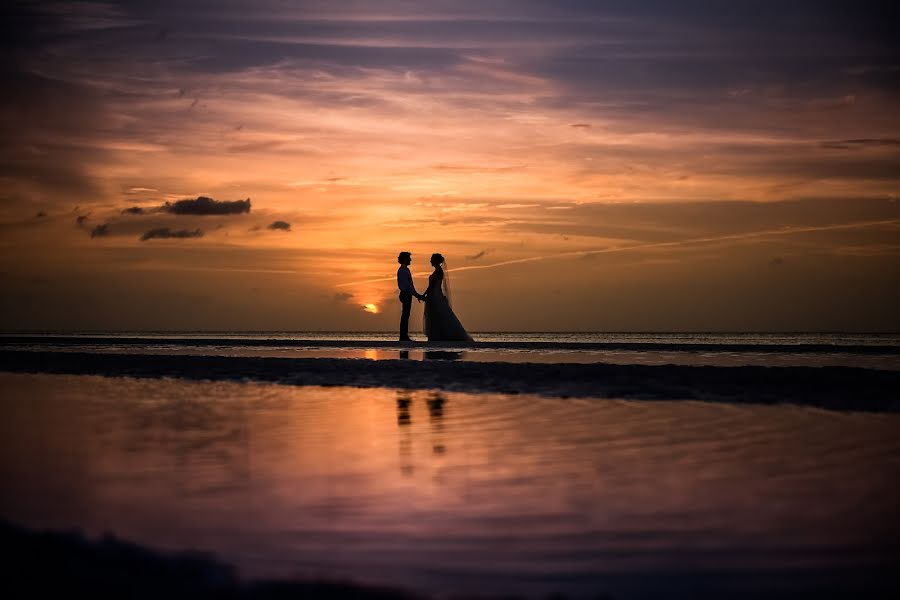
[4,332,899,369]
[1,373,897,598]
[5,331,900,345]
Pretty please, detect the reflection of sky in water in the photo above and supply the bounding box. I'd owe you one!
[6,332,900,370]
[0,374,898,598]
[6,332,900,345]
[7,346,900,370]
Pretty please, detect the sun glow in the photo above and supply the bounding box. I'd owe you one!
[363,303,379,314]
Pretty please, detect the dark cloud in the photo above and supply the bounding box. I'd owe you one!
[140,227,203,241]
[35,211,46,218]
[162,196,250,216]
[267,220,291,231]
[4,2,899,220]
[75,215,88,227]
[770,256,786,266]
[738,156,900,181]
[505,197,900,242]
[820,138,900,150]
[121,206,145,215]
[333,292,353,303]
[227,140,285,153]
[90,223,110,238]
[466,249,489,260]
[1,2,112,211]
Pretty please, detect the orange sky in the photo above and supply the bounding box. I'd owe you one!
[1,1,898,331]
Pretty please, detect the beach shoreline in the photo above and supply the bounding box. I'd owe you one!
[3,335,898,354]
[2,350,898,411]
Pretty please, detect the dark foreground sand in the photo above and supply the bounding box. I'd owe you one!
[2,350,898,411]
[3,518,897,600]
[1,519,419,599]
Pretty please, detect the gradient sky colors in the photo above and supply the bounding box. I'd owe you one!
[1,1,898,331]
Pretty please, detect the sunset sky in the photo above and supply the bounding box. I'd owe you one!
[2,0,898,331]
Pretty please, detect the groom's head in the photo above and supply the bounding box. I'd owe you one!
[397,252,412,265]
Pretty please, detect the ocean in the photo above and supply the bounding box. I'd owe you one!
[3,331,899,370]
[1,332,899,598]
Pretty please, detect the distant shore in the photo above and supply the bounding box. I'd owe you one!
[2,350,898,412]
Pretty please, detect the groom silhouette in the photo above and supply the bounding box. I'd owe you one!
[397,252,423,342]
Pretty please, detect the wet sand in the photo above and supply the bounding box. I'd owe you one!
[4,334,899,354]
[2,350,899,411]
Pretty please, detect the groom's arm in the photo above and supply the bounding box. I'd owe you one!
[399,268,421,297]
[407,271,423,299]
[408,272,422,298]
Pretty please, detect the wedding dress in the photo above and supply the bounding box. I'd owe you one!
[423,264,473,342]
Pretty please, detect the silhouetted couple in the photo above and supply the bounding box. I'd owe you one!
[397,252,473,343]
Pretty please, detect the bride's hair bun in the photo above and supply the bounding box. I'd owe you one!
[431,253,445,263]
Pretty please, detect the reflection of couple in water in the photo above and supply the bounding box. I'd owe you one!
[396,390,447,475]
[397,252,473,343]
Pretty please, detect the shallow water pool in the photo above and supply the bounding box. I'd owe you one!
[0,373,897,598]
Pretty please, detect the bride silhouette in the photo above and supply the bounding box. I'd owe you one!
[423,253,473,342]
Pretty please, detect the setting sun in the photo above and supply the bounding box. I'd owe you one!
[363,304,379,314]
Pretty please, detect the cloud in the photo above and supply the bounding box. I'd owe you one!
[267,220,291,231]
[162,196,250,216]
[770,256,786,266]
[1,64,110,211]
[227,140,285,153]
[121,206,145,214]
[333,292,353,302]
[75,215,88,227]
[90,223,110,238]
[503,197,900,242]
[35,211,46,218]
[466,249,490,260]
[140,228,203,241]
[820,138,900,150]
